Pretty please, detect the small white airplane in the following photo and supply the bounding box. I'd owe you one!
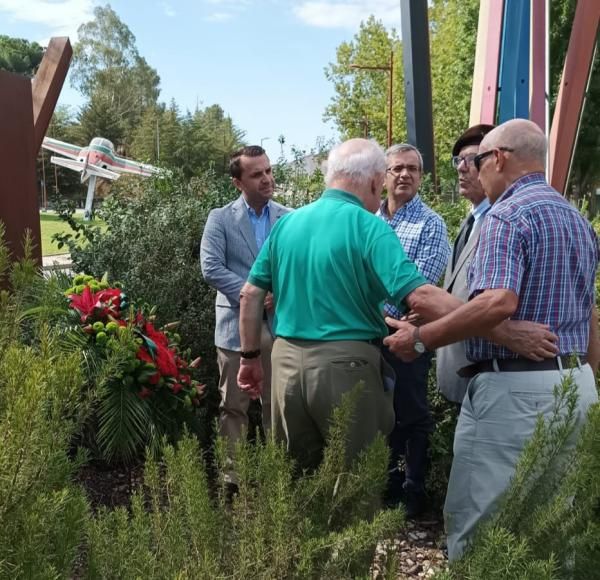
[42,136,160,219]
[42,136,159,183]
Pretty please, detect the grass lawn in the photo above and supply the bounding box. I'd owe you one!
[40,212,104,256]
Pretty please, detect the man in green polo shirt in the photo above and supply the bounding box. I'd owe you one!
[237,138,443,469]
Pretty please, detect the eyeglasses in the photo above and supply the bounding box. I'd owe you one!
[386,164,421,176]
[473,147,514,172]
[451,154,477,169]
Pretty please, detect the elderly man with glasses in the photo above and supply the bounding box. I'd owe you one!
[384,118,600,560]
[377,143,451,517]
[436,125,494,406]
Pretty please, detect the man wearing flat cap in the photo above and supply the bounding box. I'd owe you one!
[436,124,494,404]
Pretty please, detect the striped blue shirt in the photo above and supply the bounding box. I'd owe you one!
[467,173,599,361]
[378,194,450,318]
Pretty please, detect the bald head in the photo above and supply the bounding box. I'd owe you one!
[482,119,546,167]
[325,138,386,212]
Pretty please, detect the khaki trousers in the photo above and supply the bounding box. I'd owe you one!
[271,337,395,471]
[217,321,273,460]
[444,363,598,561]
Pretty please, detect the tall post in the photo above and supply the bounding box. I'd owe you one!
[400,0,435,181]
[548,0,600,194]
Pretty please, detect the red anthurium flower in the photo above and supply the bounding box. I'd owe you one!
[69,286,97,322]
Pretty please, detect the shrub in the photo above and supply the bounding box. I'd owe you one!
[53,171,239,440]
[0,229,88,579]
[442,372,600,579]
[85,383,405,579]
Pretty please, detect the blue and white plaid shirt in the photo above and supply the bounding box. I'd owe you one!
[377,194,450,318]
[467,173,599,361]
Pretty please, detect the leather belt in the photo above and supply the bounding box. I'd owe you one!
[458,355,587,379]
[364,337,383,347]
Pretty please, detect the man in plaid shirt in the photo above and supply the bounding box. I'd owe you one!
[377,143,451,517]
[384,119,600,559]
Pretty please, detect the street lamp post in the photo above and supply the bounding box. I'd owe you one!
[260,136,270,148]
[350,50,394,148]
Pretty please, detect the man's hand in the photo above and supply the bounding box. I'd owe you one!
[264,292,274,313]
[237,358,263,400]
[491,320,558,361]
[383,317,420,362]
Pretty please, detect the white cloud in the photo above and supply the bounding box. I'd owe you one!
[293,0,401,30]
[0,0,95,41]
[205,11,234,22]
[159,1,176,17]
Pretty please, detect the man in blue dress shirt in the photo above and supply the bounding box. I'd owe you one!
[377,143,451,517]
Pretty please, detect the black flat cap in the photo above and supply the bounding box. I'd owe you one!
[452,124,495,157]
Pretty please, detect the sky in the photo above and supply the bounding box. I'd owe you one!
[1,0,402,163]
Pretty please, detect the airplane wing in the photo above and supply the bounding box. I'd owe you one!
[113,156,160,178]
[50,156,120,181]
[42,137,82,160]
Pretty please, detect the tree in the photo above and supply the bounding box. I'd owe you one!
[0,35,43,77]
[324,3,480,181]
[429,0,480,181]
[71,4,160,147]
[324,16,404,146]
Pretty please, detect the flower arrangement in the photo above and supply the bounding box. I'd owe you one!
[66,274,205,411]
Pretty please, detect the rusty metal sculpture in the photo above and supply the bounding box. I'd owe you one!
[0,37,72,266]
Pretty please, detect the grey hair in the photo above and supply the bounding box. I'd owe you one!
[325,138,386,187]
[385,143,423,172]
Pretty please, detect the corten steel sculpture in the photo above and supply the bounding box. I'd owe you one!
[0,37,72,266]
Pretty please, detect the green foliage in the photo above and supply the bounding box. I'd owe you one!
[130,103,246,178]
[324,2,479,176]
[426,367,458,511]
[0,231,89,579]
[86,384,405,578]
[445,373,600,579]
[71,4,160,145]
[324,16,404,146]
[53,172,239,443]
[0,35,43,76]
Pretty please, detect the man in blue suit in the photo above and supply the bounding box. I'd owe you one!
[200,146,289,485]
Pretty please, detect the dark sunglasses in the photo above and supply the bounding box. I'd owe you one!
[473,147,514,172]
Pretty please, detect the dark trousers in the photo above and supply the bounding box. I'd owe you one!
[382,345,434,494]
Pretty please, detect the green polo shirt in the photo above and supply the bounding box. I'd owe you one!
[248,189,427,340]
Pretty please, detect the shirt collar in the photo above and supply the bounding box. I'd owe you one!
[321,188,365,209]
[471,197,490,221]
[242,196,271,217]
[495,172,547,205]
[379,193,421,219]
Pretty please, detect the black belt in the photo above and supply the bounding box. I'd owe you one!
[262,310,268,321]
[458,355,587,378]
[364,337,383,347]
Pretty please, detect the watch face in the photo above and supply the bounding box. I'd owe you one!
[414,341,426,354]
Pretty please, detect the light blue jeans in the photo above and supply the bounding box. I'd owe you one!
[444,363,598,561]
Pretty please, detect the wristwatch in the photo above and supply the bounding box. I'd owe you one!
[240,349,261,359]
[413,327,427,355]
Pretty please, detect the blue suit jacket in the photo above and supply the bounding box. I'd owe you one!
[200,195,290,350]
